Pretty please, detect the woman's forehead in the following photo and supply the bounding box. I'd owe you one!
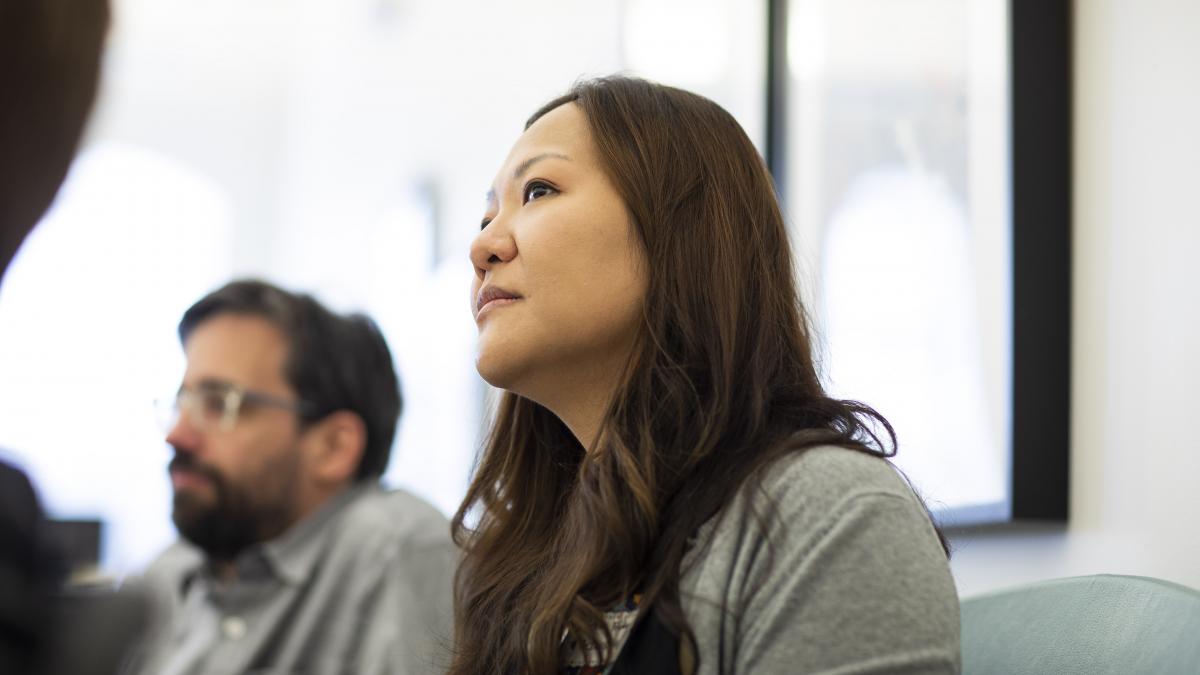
[489,103,597,198]
[510,104,589,160]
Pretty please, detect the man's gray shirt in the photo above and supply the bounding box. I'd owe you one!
[127,484,456,675]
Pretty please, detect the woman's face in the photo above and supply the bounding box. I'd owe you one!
[470,103,647,402]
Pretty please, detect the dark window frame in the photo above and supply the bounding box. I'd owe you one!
[765,0,1072,525]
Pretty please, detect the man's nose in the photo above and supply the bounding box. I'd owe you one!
[165,413,201,453]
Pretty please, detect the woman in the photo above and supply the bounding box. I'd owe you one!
[456,76,960,674]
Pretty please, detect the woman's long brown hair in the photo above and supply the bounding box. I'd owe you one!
[449,76,946,675]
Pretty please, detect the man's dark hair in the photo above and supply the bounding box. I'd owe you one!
[178,279,402,481]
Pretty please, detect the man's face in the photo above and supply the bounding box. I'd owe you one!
[165,313,309,561]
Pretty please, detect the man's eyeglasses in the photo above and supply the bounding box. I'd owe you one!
[156,382,315,433]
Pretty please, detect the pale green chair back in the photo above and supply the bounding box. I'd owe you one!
[961,574,1200,674]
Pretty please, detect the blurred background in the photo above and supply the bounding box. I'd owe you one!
[0,0,768,578]
[1,0,1198,601]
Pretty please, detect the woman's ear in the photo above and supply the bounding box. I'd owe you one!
[308,410,367,486]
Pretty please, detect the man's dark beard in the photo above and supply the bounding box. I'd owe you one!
[168,452,293,562]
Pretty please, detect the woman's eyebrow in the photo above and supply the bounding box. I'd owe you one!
[512,152,571,181]
[487,152,573,204]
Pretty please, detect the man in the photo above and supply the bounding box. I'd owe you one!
[128,279,455,675]
[1,1,117,673]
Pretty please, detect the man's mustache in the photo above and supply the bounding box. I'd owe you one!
[168,450,224,484]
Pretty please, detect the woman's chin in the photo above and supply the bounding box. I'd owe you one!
[476,355,554,409]
[474,351,520,391]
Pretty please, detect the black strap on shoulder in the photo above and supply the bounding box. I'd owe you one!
[609,608,682,675]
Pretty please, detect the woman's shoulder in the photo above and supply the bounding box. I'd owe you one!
[680,445,959,673]
[686,444,934,569]
[746,444,922,523]
[681,444,948,598]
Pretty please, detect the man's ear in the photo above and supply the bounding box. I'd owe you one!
[307,410,366,486]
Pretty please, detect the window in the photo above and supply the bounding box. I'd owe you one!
[0,142,235,572]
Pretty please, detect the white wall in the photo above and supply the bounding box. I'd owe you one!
[949,0,1200,597]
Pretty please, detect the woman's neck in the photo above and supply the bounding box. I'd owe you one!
[520,352,630,451]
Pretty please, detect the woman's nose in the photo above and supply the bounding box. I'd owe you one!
[470,217,517,277]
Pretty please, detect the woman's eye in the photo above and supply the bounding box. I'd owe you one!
[479,217,492,231]
[523,181,555,204]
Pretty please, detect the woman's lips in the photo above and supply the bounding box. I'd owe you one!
[476,296,520,320]
[475,285,522,319]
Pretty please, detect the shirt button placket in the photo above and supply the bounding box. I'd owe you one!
[221,615,248,641]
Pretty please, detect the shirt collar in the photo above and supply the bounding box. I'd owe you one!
[258,482,377,586]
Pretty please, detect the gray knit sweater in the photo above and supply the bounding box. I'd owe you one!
[677,445,961,674]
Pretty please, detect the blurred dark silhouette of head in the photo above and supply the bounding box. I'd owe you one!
[0,2,114,674]
[0,0,110,280]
